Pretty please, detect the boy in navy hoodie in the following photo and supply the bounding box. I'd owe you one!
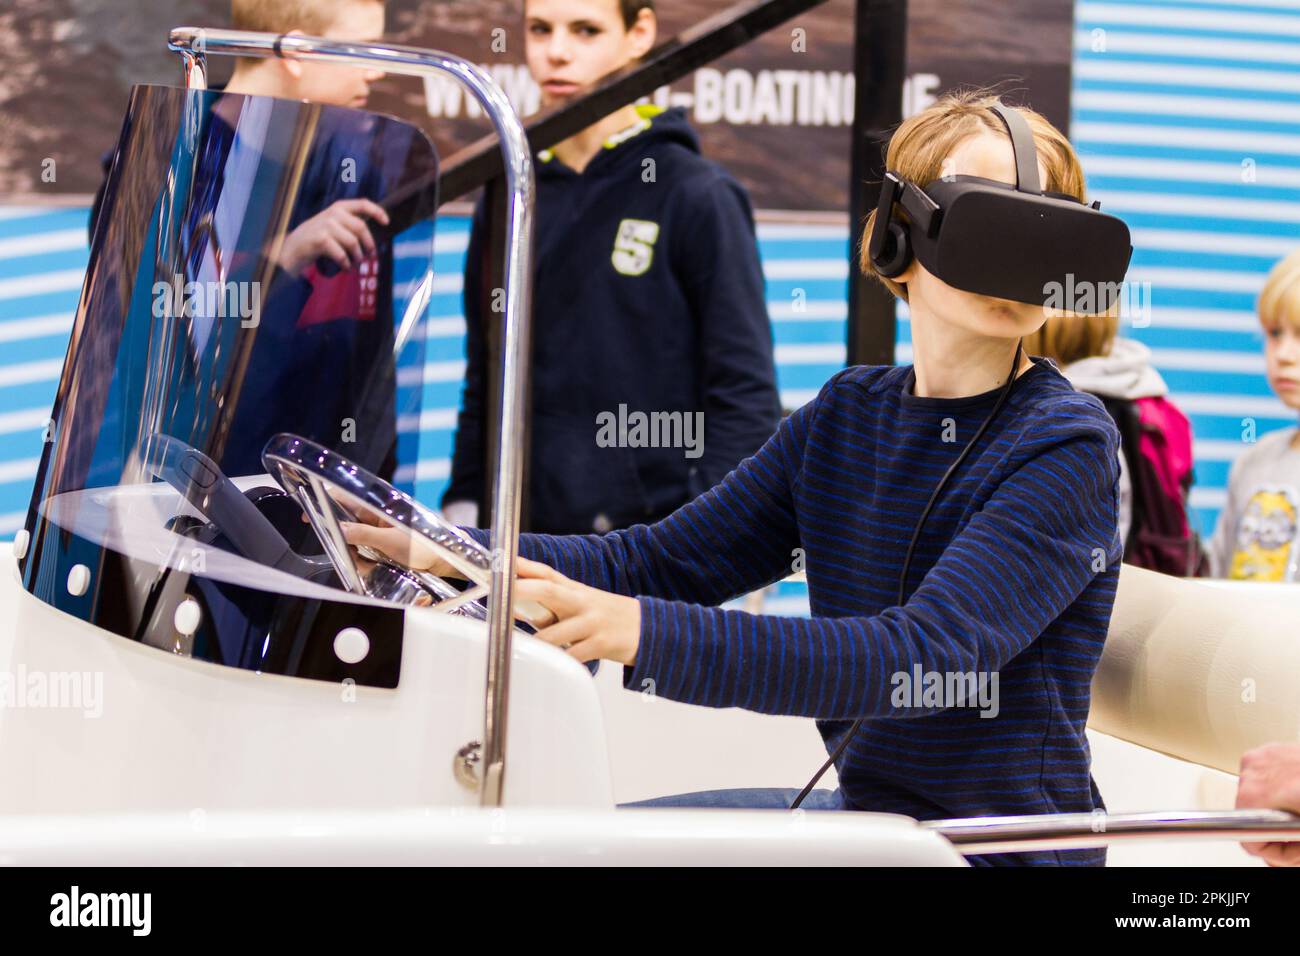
[443,0,781,534]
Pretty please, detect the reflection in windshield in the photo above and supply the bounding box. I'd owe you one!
[18,85,441,687]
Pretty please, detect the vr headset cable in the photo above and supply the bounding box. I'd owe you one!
[789,337,1026,810]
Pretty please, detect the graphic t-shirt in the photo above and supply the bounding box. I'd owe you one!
[1210,426,1300,582]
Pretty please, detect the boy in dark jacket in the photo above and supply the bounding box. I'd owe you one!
[88,0,405,479]
[443,0,781,534]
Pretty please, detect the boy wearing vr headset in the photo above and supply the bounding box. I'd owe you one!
[347,90,1132,865]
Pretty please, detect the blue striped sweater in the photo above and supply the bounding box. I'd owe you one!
[467,357,1123,865]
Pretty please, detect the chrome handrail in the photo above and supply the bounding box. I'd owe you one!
[924,808,1300,855]
[167,27,535,807]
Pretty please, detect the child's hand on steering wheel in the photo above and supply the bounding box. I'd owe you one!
[339,512,458,578]
[511,556,641,666]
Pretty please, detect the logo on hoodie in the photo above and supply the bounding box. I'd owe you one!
[611,219,660,276]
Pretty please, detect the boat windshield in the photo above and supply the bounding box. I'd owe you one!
[16,85,442,686]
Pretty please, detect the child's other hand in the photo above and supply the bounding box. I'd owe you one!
[511,556,641,666]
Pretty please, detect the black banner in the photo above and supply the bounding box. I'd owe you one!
[0,0,1074,210]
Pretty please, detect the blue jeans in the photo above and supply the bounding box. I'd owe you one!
[621,787,847,811]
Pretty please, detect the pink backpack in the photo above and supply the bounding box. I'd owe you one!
[1101,395,1208,577]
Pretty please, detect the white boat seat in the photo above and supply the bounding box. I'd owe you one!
[1090,563,1300,775]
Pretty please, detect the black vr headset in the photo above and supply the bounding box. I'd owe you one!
[867,102,1133,314]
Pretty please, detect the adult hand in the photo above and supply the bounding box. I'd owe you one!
[1235,742,1300,866]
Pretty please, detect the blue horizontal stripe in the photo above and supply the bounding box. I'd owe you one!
[1077,76,1300,105]
[1085,0,1300,18]
[1074,48,1300,73]
[1077,108,1300,136]
[1084,176,1300,204]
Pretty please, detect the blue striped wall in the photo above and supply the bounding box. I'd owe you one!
[1,0,1296,621]
[1072,0,1300,539]
[0,207,87,536]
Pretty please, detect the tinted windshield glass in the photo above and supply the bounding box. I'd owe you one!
[18,85,440,686]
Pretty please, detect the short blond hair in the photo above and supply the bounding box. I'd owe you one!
[1258,248,1300,332]
[859,88,1088,303]
[230,0,382,71]
[1022,311,1120,367]
[231,0,381,37]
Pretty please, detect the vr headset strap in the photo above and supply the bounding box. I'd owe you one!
[989,103,1042,195]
